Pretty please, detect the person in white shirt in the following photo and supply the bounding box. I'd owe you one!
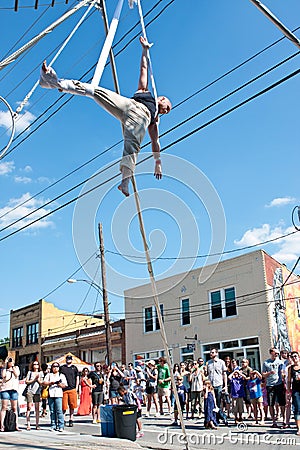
[0,357,20,431]
[43,363,67,432]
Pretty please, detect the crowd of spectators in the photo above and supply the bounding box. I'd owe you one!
[0,347,299,438]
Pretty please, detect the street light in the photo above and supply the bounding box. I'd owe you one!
[67,278,113,365]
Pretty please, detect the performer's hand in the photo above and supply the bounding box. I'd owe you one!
[140,36,153,50]
[154,159,162,179]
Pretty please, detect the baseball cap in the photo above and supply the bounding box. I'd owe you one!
[147,360,156,366]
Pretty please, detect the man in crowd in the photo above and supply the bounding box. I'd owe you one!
[88,362,104,424]
[262,347,286,428]
[206,348,227,408]
[60,355,79,427]
[157,357,171,415]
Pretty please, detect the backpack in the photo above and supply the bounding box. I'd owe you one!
[4,410,17,432]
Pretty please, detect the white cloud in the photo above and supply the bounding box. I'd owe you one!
[235,223,300,265]
[23,165,32,173]
[0,109,36,134]
[0,161,14,175]
[0,193,54,232]
[14,176,32,184]
[265,197,296,208]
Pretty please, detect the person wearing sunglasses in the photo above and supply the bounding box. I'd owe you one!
[43,363,67,432]
[287,352,300,436]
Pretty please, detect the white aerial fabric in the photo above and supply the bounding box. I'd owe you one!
[91,0,125,87]
[136,0,158,112]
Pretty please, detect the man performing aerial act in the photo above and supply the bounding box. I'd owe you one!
[40,36,172,197]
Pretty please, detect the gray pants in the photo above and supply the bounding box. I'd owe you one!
[39,68,151,173]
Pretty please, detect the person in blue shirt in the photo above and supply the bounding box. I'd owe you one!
[228,369,246,423]
[247,370,264,424]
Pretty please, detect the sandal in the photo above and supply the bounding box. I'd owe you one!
[35,426,40,430]
[26,424,31,431]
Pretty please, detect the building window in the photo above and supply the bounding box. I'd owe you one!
[27,322,39,345]
[12,327,23,348]
[210,287,237,320]
[181,298,190,325]
[144,305,164,333]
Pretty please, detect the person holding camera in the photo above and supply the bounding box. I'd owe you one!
[43,363,67,432]
[0,357,20,431]
[24,360,43,430]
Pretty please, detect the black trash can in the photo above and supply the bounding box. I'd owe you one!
[113,404,137,441]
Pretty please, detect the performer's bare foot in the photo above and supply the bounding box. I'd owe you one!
[118,182,130,197]
[42,60,48,73]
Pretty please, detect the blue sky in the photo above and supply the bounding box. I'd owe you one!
[0,0,299,338]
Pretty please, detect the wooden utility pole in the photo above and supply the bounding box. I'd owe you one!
[98,222,113,366]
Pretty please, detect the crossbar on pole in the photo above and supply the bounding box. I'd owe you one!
[131,175,190,450]
[91,0,124,87]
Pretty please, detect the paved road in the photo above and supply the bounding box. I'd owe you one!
[0,412,299,450]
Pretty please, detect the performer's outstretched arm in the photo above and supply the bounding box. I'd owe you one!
[137,36,151,91]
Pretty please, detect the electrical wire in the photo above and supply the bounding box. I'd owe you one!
[1,49,299,230]
[0,66,299,242]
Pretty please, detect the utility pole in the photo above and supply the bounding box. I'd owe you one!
[98,222,112,366]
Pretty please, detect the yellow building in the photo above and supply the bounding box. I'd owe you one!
[10,299,104,377]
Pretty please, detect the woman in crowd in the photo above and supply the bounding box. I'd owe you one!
[287,351,300,436]
[77,368,92,416]
[0,357,20,431]
[189,360,204,420]
[170,363,180,410]
[40,363,50,418]
[24,360,43,430]
[43,362,67,432]
[145,360,159,417]
[180,361,191,420]
[107,363,124,405]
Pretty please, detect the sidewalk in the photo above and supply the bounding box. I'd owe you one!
[0,414,147,450]
[0,428,145,450]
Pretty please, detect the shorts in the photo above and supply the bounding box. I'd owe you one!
[25,392,41,403]
[174,401,185,413]
[232,397,244,414]
[158,387,170,398]
[251,396,263,405]
[146,385,157,395]
[110,390,119,399]
[266,384,286,407]
[92,391,104,406]
[62,389,77,411]
[0,390,18,401]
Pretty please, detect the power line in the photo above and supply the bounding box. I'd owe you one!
[105,229,299,261]
[1,51,299,232]
[0,66,299,242]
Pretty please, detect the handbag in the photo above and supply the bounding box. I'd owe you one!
[41,386,49,399]
[22,385,28,397]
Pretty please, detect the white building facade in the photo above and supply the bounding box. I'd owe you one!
[124,250,300,369]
